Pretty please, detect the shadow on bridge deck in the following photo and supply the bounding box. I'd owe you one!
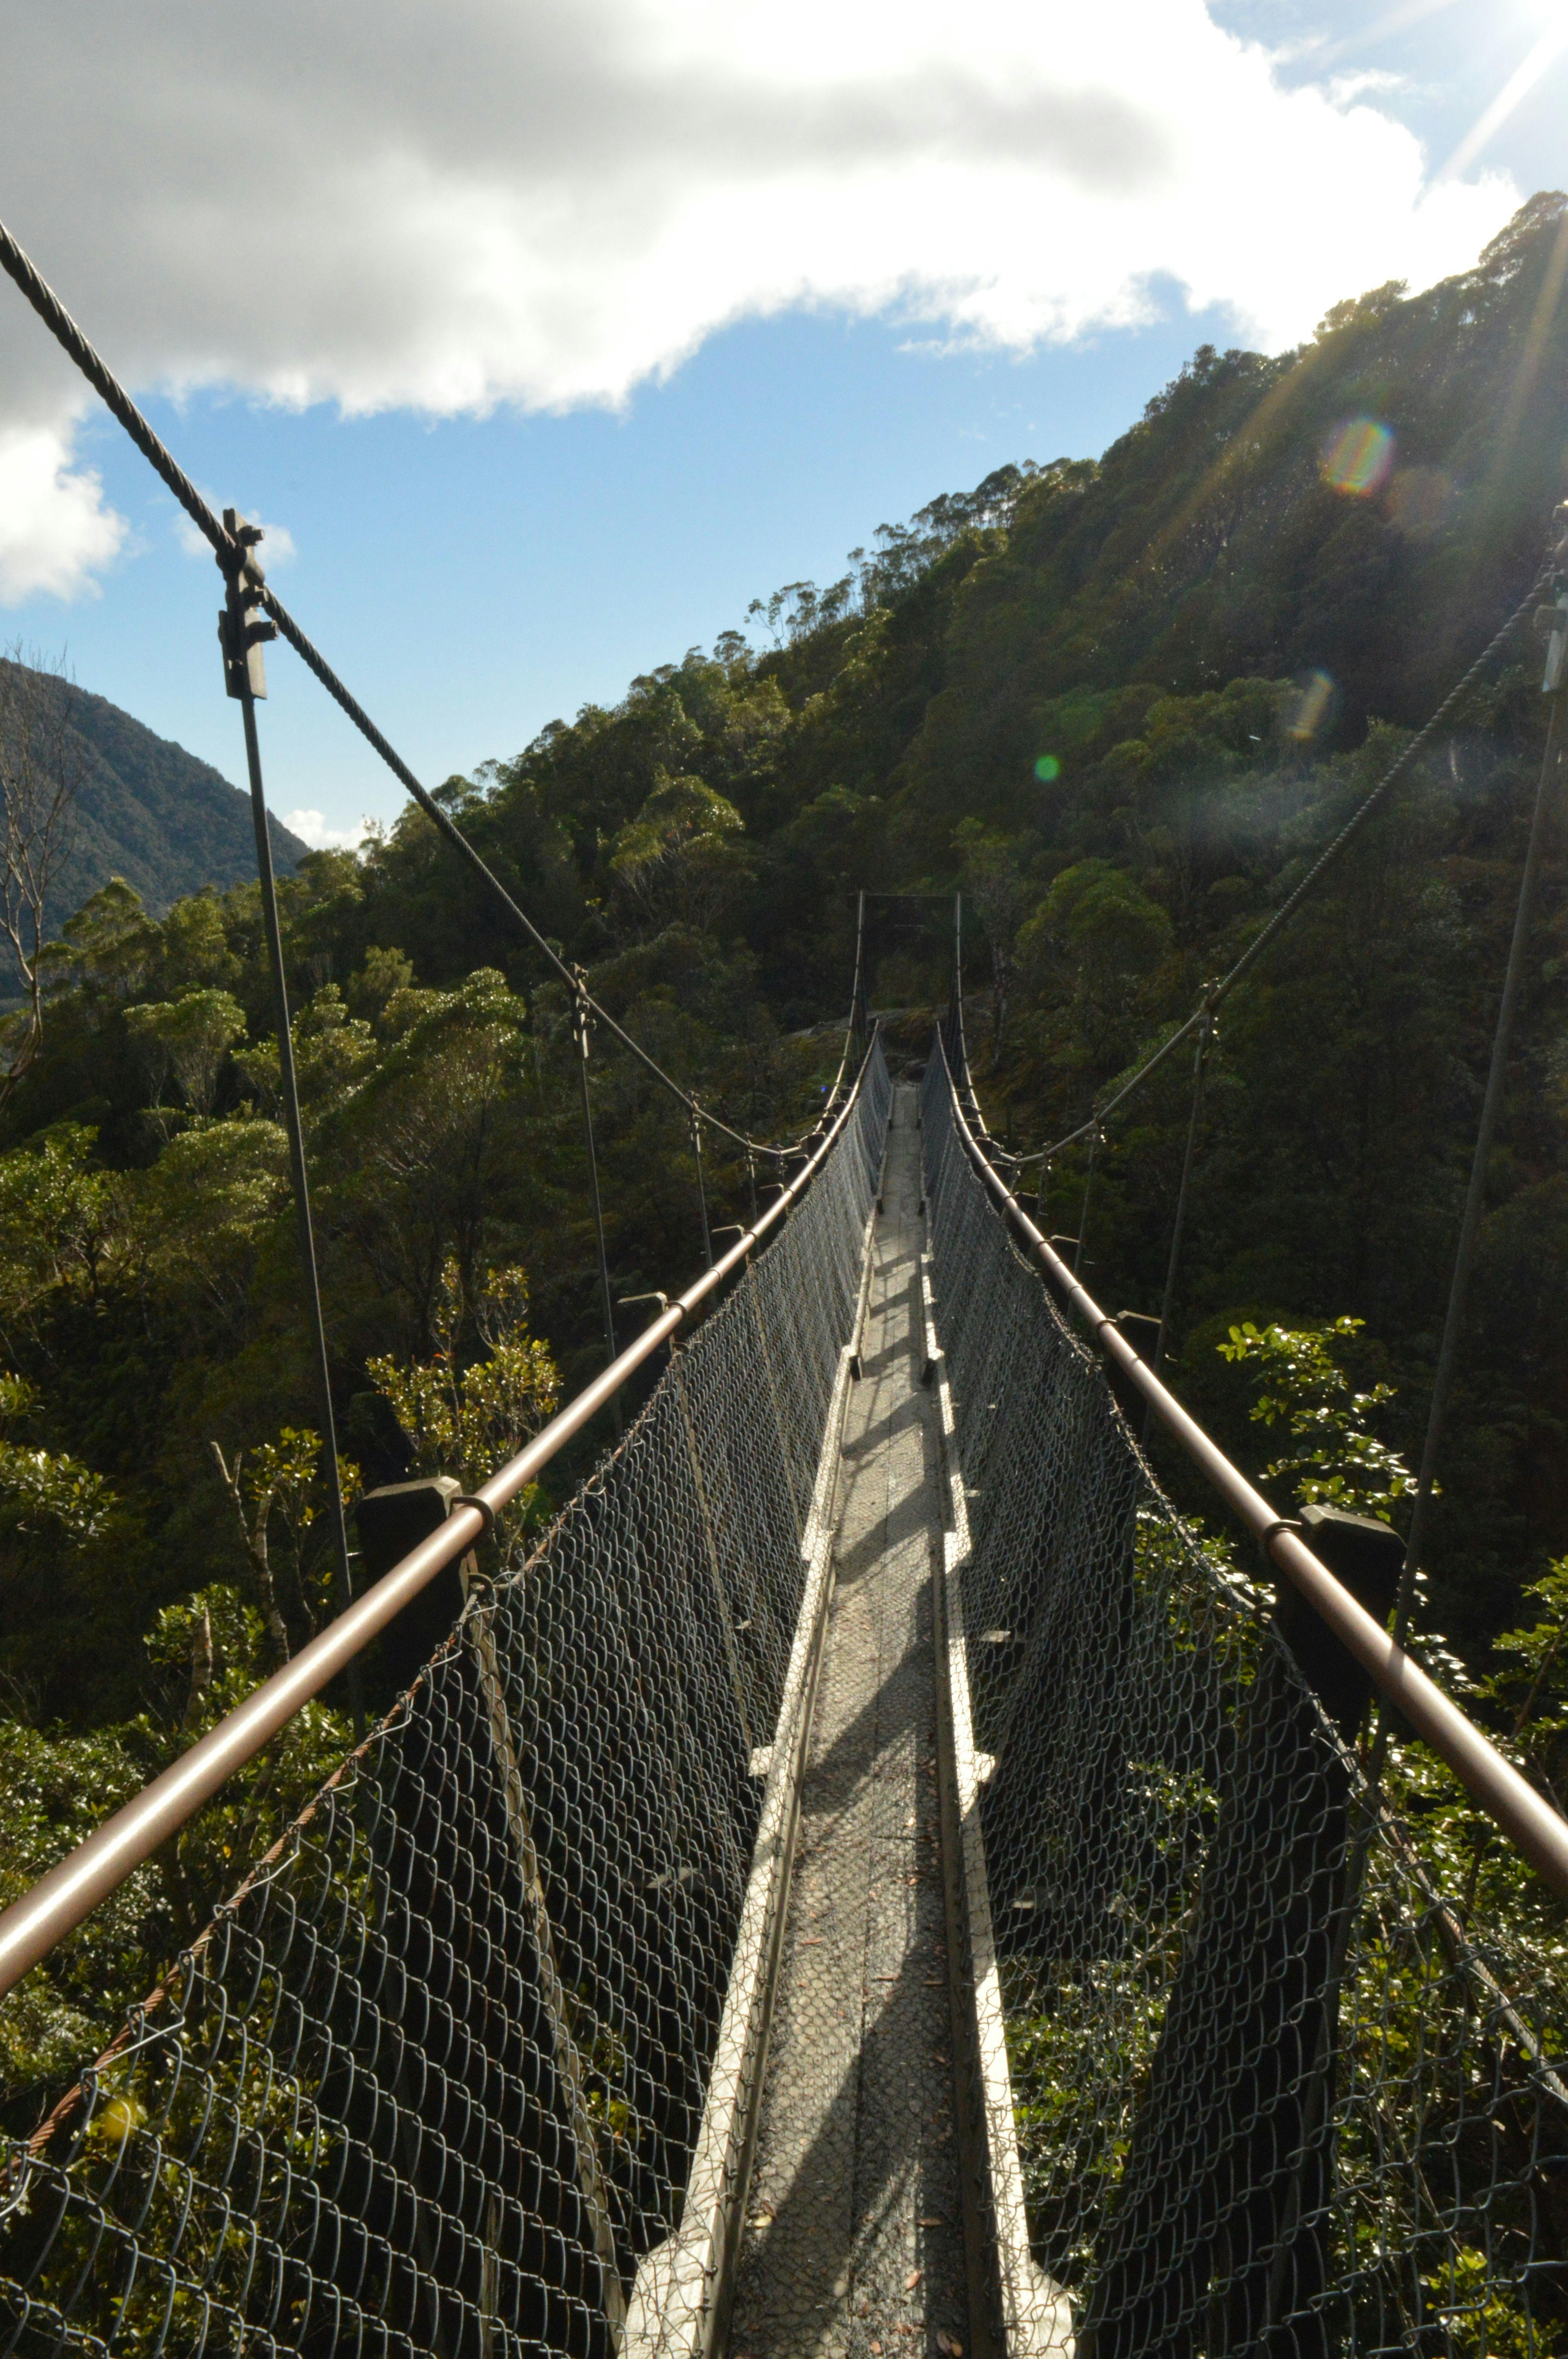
[728,1083,969,2359]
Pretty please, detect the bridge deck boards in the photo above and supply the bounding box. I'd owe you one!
[728,1081,968,2359]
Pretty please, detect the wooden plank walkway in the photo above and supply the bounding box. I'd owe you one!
[728,1081,970,2359]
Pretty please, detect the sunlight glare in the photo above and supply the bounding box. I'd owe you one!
[1442,13,1568,178]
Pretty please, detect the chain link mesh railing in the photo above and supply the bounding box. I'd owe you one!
[0,1040,891,2359]
[920,1040,1568,2359]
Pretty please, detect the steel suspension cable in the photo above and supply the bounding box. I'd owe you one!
[570,983,622,1441]
[690,1109,714,1269]
[228,602,362,1731]
[0,211,834,1167]
[1141,1012,1214,1447]
[1014,525,1566,1167]
[1390,605,1568,1649]
[1151,1012,1213,1381]
[1073,1125,1100,1280]
[933,1028,1568,1901]
[0,1026,884,1999]
[814,889,868,1114]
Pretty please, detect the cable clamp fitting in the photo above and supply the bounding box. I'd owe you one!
[217,509,278,700]
[453,1494,497,1542]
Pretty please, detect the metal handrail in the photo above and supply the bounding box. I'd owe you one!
[933,1028,1568,1903]
[0,1032,883,2003]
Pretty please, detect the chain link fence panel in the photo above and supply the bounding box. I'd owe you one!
[0,1040,891,2359]
[920,1040,1568,2359]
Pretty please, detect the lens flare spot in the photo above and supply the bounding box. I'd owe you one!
[1289,670,1337,743]
[1322,418,1394,498]
[1034,754,1061,783]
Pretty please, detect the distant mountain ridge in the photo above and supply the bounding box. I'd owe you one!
[0,664,307,929]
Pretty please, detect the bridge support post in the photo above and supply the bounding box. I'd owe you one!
[356,1475,471,1694]
[1076,1505,1401,2359]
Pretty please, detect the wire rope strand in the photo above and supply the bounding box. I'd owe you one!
[1390,665,1568,1650]
[1015,535,1564,1168]
[0,209,837,1166]
[690,1110,714,1271]
[850,888,868,1045]
[230,625,363,1732]
[1154,1013,1212,1374]
[0,1045,901,2357]
[1073,1127,1099,1279]
[1141,1012,1213,1447]
[256,579,806,1155]
[572,987,622,1443]
[0,217,231,565]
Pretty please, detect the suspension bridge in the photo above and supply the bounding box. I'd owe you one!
[1,218,1568,2359]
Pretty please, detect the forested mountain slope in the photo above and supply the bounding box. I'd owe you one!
[4,199,1568,2065]
[0,659,305,925]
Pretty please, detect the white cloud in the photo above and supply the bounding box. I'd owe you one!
[283,809,369,852]
[0,420,126,602]
[0,0,1520,600]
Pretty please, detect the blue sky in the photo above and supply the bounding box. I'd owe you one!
[0,0,1561,847]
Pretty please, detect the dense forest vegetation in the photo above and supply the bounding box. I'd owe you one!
[6,191,1568,2105]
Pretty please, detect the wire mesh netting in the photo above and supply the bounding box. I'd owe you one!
[0,1039,891,2359]
[920,1036,1568,2359]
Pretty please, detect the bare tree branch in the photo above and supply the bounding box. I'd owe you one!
[0,647,83,1104]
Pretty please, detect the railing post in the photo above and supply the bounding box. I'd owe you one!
[356,1476,471,1693]
[1078,1504,1403,2359]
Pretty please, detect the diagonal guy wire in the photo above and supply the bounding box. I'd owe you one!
[0,212,837,1163]
[1016,537,1563,1164]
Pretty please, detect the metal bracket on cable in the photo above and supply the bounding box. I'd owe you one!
[216,518,277,700]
